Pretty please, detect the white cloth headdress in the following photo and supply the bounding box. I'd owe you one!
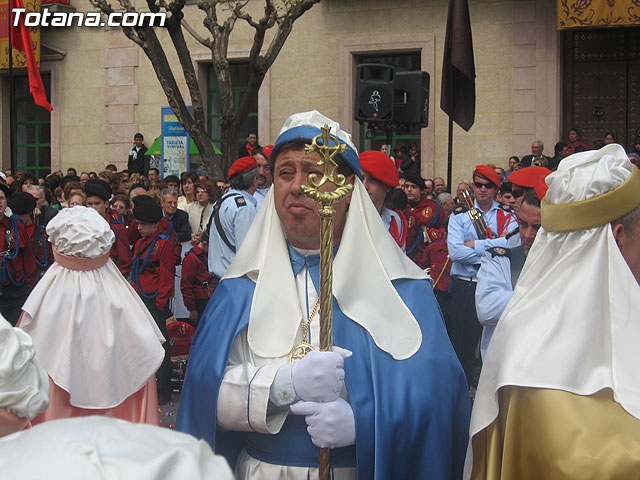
[465,144,640,476]
[20,207,165,409]
[0,315,49,420]
[0,416,234,479]
[225,111,428,360]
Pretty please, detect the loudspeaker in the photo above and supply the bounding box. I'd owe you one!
[394,71,430,127]
[355,64,395,122]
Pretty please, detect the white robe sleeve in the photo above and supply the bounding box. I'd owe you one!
[216,329,289,435]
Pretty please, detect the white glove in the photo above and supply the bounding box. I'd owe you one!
[290,398,356,448]
[291,346,352,403]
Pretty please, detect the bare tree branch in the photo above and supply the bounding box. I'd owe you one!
[181,19,212,48]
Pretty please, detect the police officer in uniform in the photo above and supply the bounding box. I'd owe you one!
[0,187,37,326]
[447,165,518,386]
[207,156,259,278]
[476,177,548,360]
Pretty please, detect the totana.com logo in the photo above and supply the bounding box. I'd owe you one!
[12,8,166,27]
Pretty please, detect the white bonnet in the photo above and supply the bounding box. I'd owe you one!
[46,206,114,258]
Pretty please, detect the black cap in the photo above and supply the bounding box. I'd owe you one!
[132,195,162,222]
[85,180,111,201]
[402,171,426,190]
[8,192,37,215]
[164,175,180,185]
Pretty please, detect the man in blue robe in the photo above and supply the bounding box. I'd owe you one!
[178,111,470,479]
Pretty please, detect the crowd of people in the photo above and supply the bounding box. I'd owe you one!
[0,113,639,479]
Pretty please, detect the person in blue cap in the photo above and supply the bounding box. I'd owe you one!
[178,111,470,480]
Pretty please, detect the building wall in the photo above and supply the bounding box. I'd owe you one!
[24,0,560,187]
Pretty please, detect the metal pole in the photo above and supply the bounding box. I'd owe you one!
[9,4,15,173]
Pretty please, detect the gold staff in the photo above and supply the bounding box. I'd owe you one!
[299,124,353,480]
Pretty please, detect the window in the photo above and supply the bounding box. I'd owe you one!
[13,74,51,178]
[207,62,258,155]
[356,52,421,154]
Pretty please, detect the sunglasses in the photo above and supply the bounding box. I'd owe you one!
[473,181,495,190]
[196,189,208,194]
[511,188,526,199]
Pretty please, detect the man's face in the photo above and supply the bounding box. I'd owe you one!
[471,176,497,204]
[403,181,423,203]
[568,130,578,142]
[167,181,180,192]
[87,196,107,217]
[441,196,455,215]
[80,173,90,184]
[122,172,130,181]
[148,170,159,181]
[424,180,433,194]
[434,177,445,194]
[0,192,6,217]
[456,183,470,200]
[494,168,505,183]
[614,214,640,285]
[137,220,159,238]
[531,142,542,156]
[161,194,178,216]
[255,153,272,189]
[273,149,353,250]
[511,184,528,211]
[362,171,389,213]
[134,136,143,147]
[518,201,541,255]
[247,134,257,147]
[500,192,516,208]
[28,190,45,209]
[394,150,405,161]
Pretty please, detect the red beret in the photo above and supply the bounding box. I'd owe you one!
[473,165,500,188]
[509,166,551,188]
[535,176,549,201]
[228,156,257,179]
[262,145,273,160]
[359,150,399,188]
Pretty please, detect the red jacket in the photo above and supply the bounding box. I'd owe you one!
[420,234,451,292]
[105,207,132,278]
[404,198,446,266]
[130,217,181,265]
[131,228,176,311]
[25,222,53,277]
[180,245,217,311]
[0,214,37,288]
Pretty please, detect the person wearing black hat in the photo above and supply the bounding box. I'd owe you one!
[85,180,132,278]
[402,171,447,268]
[130,195,176,405]
[0,186,37,326]
[9,192,52,280]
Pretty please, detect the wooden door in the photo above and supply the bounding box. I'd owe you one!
[563,28,640,151]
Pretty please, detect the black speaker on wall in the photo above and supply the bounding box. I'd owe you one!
[355,64,395,122]
[394,71,430,127]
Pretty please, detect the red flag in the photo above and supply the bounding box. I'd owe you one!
[10,0,52,111]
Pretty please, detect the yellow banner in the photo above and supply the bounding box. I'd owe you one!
[0,0,41,70]
[558,0,640,29]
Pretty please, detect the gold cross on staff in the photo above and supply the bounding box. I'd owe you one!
[301,124,354,205]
